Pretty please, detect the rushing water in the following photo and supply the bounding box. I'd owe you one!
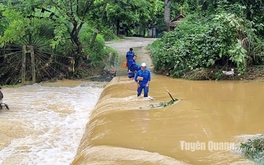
[1,37,264,165]
[1,75,264,165]
[0,80,106,165]
[71,75,264,165]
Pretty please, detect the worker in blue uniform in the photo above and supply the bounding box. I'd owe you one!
[134,63,151,97]
[127,55,140,79]
[126,48,135,70]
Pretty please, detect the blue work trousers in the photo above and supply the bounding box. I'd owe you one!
[137,85,149,97]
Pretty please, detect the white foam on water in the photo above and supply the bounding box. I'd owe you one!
[0,83,104,165]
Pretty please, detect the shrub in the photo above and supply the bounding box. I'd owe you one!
[149,12,264,79]
[240,135,264,164]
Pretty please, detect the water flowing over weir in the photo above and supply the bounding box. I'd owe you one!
[71,75,264,165]
[1,37,264,164]
[70,38,264,165]
[0,80,105,165]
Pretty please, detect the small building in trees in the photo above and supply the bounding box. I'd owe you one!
[169,14,185,31]
[148,25,157,38]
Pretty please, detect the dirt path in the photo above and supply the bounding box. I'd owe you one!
[106,37,157,77]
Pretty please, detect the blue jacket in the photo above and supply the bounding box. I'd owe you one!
[127,59,140,72]
[134,69,151,86]
[126,51,135,61]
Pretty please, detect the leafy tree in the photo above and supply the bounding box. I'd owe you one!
[164,0,172,31]
[44,0,98,62]
[105,0,162,36]
[0,0,116,84]
[0,0,58,84]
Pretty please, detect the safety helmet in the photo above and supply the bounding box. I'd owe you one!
[141,63,147,67]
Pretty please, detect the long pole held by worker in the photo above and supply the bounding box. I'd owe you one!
[162,84,175,101]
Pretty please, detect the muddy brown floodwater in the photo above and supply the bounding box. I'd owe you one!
[1,37,263,165]
[71,37,264,165]
[0,80,107,165]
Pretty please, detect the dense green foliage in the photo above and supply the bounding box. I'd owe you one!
[0,0,119,84]
[104,0,163,37]
[240,135,264,164]
[149,1,264,80]
[0,0,164,85]
[0,0,263,84]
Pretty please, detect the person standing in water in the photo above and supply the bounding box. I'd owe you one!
[126,48,135,70]
[134,63,151,97]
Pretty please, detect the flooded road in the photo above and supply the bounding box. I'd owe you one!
[71,75,264,165]
[1,37,264,165]
[71,38,264,165]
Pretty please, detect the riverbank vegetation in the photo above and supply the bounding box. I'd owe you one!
[240,135,264,164]
[1,0,263,85]
[0,0,161,85]
[149,0,264,80]
[0,0,120,85]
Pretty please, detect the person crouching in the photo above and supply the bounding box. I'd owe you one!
[127,55,140,79]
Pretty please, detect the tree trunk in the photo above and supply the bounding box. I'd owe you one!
[90,2,108,48]
[164,0,172,31]
[70,20,84,69]
[116,19,120,36]
[30,46,36,83]
[21,45,27,84]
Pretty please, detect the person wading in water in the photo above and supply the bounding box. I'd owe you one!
[126,48,135,71]
[134,63,151,97]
